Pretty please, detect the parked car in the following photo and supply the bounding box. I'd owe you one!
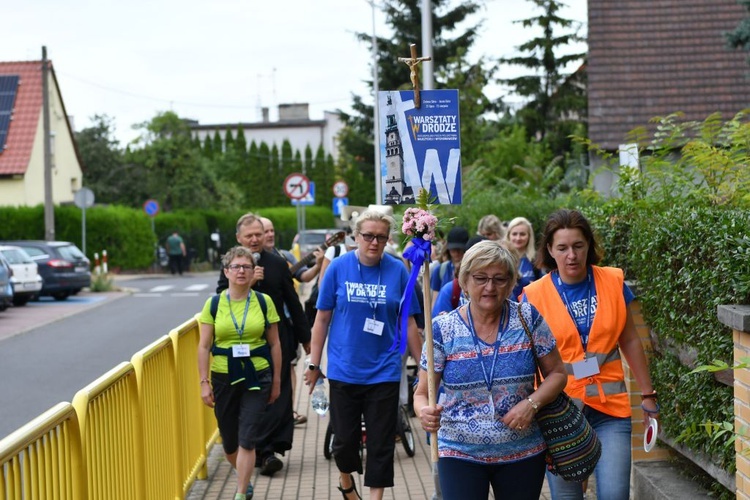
[290,229,341,262]
[0,241,90,301]
[0,252,12,311]
[0,245,43,306]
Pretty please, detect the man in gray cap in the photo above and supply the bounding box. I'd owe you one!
[429,226,469,306]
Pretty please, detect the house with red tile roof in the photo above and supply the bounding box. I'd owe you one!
[0,60,83,206]
[587,0,750,194]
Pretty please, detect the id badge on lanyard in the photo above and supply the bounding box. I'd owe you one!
[572,356,600,379]
[232,344,250,357]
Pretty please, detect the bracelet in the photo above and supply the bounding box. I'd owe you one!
[641,402,660,414]
[641,391,658,400]
[200,378,211,385]
[526,397,539,413]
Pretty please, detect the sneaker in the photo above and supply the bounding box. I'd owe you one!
[260,454,283,476]
[234,494,245,500]
[246,482,254,499]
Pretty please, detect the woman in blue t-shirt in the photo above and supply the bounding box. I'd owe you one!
[506,217,543,298]
[304,209,423,500]
[414,240,567,500]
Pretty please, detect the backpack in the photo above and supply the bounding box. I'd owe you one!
[450,278,461,309]
[210,290,269,332]
[439,260,451,284]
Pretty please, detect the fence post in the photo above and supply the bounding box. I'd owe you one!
[718,304,750,499]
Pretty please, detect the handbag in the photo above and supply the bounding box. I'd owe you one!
[517,304,602,482]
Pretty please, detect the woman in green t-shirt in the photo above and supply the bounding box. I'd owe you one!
[198,246,282,500]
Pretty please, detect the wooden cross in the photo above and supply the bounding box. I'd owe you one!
[398,43,431,108]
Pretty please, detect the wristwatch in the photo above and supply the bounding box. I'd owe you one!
[307,363,319,371]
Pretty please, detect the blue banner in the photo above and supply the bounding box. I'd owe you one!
[377,89,462,205]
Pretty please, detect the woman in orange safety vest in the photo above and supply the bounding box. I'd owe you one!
[522,209,659,500]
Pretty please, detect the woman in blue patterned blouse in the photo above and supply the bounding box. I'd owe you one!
[413,240,567,499]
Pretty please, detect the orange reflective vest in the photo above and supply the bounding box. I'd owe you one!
[524,266,631,418]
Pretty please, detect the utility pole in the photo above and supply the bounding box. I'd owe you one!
[369,1,382,204]
[42,46,55,241]
[421,0,434,90]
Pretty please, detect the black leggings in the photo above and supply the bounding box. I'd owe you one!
[329,380,399,488]
[438,452,546,500]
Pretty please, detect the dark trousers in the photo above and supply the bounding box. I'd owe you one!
[329,380,399,488]
[254,322,295,459]
[168,254,183,275]
[438,452,546,500]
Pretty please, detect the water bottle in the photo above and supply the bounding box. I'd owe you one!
[311,378,329,416]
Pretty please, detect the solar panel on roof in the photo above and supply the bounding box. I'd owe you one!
[0,75,20,153]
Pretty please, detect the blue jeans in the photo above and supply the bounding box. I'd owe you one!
[547,406,632,500]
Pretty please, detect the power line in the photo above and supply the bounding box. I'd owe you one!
[56,70,352,109]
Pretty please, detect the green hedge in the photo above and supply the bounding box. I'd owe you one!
[587,201,750,472]
[0,205,336,270]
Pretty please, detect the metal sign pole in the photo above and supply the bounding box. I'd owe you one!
[81,205,86,256]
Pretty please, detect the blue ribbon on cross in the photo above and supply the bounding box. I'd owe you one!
[392,236,432,354]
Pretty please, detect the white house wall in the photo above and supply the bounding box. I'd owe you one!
[191,111,344,163]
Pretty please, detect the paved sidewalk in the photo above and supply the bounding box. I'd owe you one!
[185,364,594,500]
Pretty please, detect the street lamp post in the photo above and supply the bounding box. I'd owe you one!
[368,1,382,204]
[421,0,434,90]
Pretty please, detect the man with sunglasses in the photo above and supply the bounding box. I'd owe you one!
[216,213,310,478]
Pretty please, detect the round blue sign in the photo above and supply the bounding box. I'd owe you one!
[143,199,160,217]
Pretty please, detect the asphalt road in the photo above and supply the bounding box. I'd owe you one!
[0,272,218,440]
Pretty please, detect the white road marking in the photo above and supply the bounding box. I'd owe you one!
[133,293,163,298]
[150,285,173,292]
[185,284,209,291]
[171,293,200,297]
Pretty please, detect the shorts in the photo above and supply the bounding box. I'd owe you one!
[212,369,271,454]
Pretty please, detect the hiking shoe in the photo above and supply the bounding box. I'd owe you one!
[260,455,283,476]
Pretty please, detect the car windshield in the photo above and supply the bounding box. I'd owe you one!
[1,249,32,264]
[301,233,328,246]
[16,246,47,259]
[57,245,86,260]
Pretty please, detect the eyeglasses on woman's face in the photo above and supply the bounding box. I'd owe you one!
[471,274,510,287]
[360,233,388,244]
[226,264,253,272]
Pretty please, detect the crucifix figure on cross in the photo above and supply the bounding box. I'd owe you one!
[398,43,431,108]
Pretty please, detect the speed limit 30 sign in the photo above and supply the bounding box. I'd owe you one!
[333,180,349,198]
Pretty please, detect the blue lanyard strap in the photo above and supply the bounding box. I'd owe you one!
[356,251,382,319]
[552,268,592,351]
[466,302,506,393]
[226,290,252,340]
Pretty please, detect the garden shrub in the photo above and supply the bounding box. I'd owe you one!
[0,204,335,271]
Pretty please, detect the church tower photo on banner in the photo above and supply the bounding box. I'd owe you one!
[377,89,462,206]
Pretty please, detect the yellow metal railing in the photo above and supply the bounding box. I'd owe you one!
[0,317,218,500]
[72,362,145,500]
[132,335,182,500]
[0,402,85,500]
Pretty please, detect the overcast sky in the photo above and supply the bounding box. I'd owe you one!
[4,0,586,145]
